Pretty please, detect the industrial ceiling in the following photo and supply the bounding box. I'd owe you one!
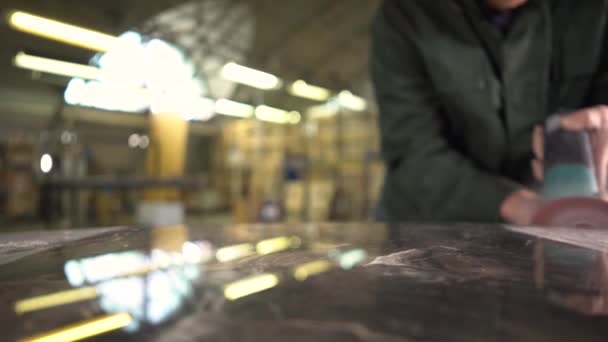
[0,0,379,140]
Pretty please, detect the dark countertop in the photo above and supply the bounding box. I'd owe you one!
[0,223,607,341]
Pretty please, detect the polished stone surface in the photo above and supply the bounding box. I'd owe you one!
[1,223,607,341]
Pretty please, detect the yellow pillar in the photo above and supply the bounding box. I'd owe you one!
[150,224,189,252]
[137,112,189,227]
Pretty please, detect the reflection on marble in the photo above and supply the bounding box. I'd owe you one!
[0,227,128,266]
[6,224,368,342]
[535,239,608,316]
[1,223,608,341]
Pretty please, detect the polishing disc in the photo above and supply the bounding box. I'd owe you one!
[533,197,608,228]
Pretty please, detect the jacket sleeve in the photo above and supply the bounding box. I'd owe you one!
[588,14,608,105]
[371,2,521,222]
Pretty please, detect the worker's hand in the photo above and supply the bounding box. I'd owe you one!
[561,106,608,199]
[505,106,608,224]
[532,126,544,181]
[543,253,608,315]
[500,189,542,225]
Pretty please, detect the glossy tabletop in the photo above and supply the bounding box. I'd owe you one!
[0,223,607,342]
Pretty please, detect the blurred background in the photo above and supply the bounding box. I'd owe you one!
[0,0,384,230]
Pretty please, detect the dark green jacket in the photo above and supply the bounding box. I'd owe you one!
[371,0,608,222]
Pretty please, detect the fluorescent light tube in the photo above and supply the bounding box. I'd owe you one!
[338,90,367,111]
[255,105,301,124]
[14,52,100,80]
[288,80,331,101]
[220,62,282,90]
[8,11,118,52]
[215,99,254,118]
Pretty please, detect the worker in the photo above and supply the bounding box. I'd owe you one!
[371,0,608,224]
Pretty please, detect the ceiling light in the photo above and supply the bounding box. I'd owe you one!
[64,79,150,113]
[60,131,75,144]
[220,62,282,90]
[97,31,146,88]
[40,154,53,174]
[151,95,215,121]
[139,135,150,149]
[128,134,141,149]
[288,111,302,124]
[215,99,254,118]
[288,80,331,101]
[255,105,300,125]
[8,11,118,52]
[182,97,216,122]
[307,103,339,120]
[128,133,150,150]
[144,39,198,94]
[337,90,367,111]
[14,52,100,80]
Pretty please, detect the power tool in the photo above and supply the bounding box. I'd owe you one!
[528,114,608,315]
[532,114,608,228]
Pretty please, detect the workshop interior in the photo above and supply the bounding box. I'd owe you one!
[1,1,608,341]
[0,0,380,229]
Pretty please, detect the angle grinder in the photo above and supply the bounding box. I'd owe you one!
[532,114,608,228]
[529,114,608,315]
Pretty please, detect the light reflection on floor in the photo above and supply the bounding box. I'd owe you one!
[14,231,368,342]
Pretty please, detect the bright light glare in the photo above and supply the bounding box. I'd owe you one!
[220,62,282,90]
[255,105,301,125]
[97,31,145,88]
[254,105,287,123]
[338,90,367,111]
[183,97,216,121]
[21,313,132,342]
[40,154,53,174]
[307,103,339,120]
[185,241,213,264]
[139,135,150,149]
[256,236,294,255]
[150,249,172,269]
[223,274,280,301]
[60,249,202,333]
[151,95,215,122]
[128,134,141,148]
[60,32,206,115]
[64,252,149,284]
[14,287,98,315]
[64,79,150,113]
[65,260,86,287]
[60,131,75,144]
[215,243,255,262]
[8,11,119,52]
[97,277,145,323]
[288,80,331,101]
[146,271,181,324]
[215,99,254,118]
[288,111,302,124]
[145,39,198,94]
[14,52,99,80]
[337,249,368,270]
[293,260,333,281]
[64,78,86,105]
[181,242,204,264]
